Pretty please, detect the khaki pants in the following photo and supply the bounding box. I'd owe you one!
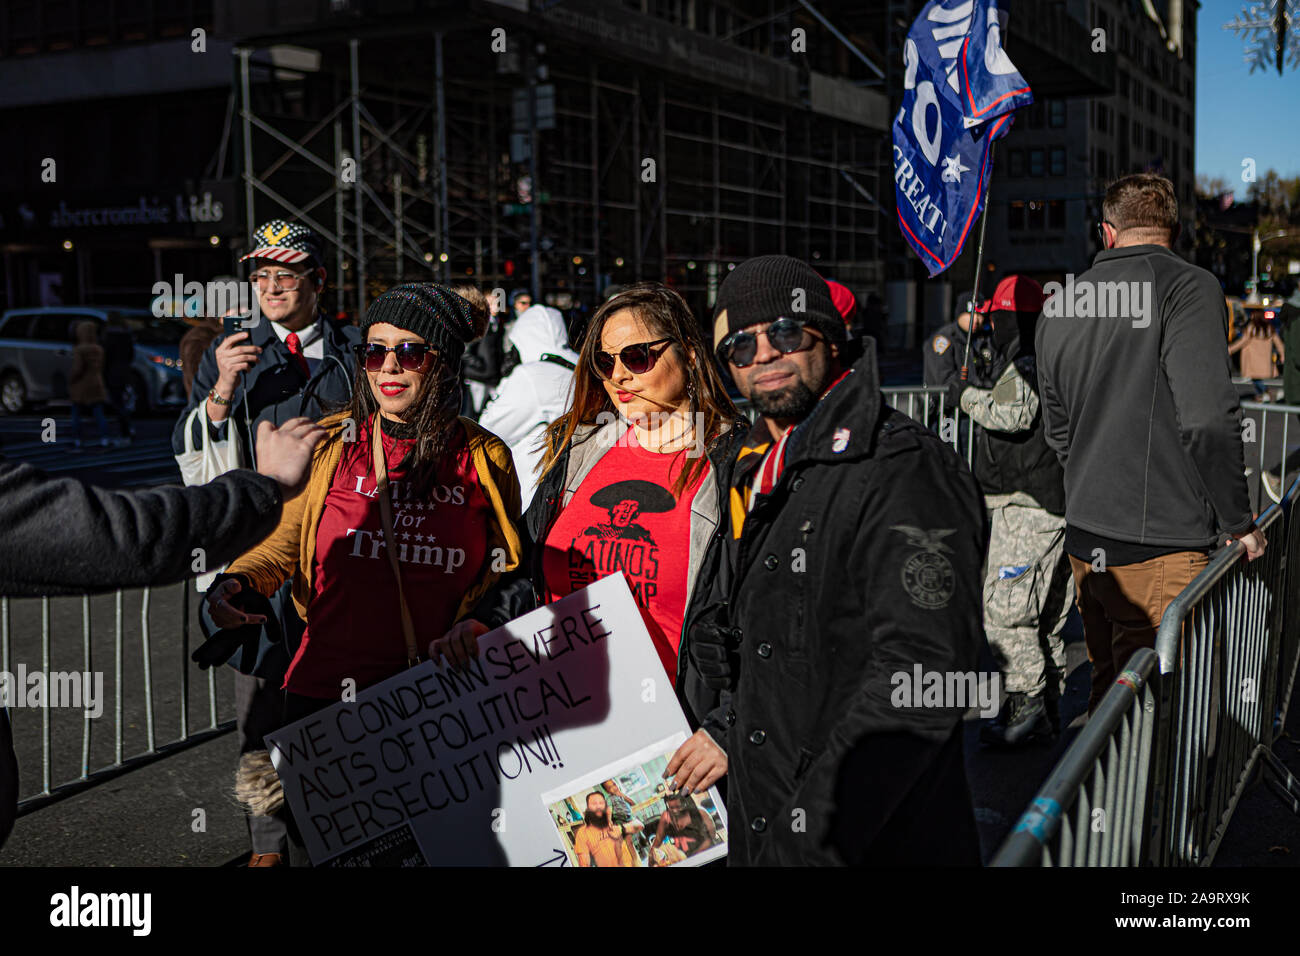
[1068,550,1209,713]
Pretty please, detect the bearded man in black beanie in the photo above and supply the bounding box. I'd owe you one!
[687,254,987,865]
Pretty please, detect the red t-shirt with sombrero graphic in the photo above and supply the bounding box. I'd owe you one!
[541,427,709,686]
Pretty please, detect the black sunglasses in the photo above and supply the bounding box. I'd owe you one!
[1096,220,1113,248]
[354,341,435,372]
[592,338,672,378]
[718,317,816,369]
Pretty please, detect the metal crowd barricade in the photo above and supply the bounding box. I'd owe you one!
[881,385,975,469]
[1239,400,1300,506]
[1147,474,1300,865]
[3,581,234,814]
[990,648,1160,866]
[994,476,1300,866]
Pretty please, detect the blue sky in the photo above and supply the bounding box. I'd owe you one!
[1197,0,1300,188]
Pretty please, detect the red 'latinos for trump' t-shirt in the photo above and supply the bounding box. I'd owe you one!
[286,421,491,698]
[542,427,708,686]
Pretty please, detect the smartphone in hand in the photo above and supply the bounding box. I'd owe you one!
[223,313,254,337]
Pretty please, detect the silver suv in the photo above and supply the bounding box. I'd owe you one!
[0,307,188,415]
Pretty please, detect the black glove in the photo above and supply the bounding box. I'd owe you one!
[191,575,279,671]
[689,611,741,690]
[945,377,968,411]
[191,624,264,670]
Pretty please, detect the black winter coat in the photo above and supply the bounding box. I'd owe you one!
[0,457,285,848]
[473,416,749,740]
[0,709,14,849]
[969,343,1066,514]
[690,346,987,866]
[0,460,283,597]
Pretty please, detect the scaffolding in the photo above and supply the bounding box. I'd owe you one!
[227,1,887,321]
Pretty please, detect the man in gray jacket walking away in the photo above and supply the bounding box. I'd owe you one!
[1036,173,1265,713]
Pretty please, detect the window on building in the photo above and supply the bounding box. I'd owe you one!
[1050,147,1066,176]
[1007,200,1026,231]
[1161,97,1169,121]
[1147,89,1156,114]
[80,0,112,45]
[1048,200,1065,230]
[1008,149,1025,177]
[1049,100,1066,128]
[1133,120,1142,145]
[1027,200,1046,230]
[1119,73,1130,97]
[1146,129,1156,152]
[1029,149,1045,177]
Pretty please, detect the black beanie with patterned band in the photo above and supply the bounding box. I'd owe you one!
[711,254,846,355]
[360,283,478,366]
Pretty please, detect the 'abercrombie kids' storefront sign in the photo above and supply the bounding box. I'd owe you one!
[267,573,723,867]
[0,181,237,238]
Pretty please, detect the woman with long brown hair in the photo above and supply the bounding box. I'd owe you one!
[1229,310,1285,401]
[442,282,747,796]
[202,283,522,752]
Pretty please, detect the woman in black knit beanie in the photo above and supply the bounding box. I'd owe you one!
[203,283,524,727]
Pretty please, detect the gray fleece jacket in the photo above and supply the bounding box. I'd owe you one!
[1035,244,1253,549]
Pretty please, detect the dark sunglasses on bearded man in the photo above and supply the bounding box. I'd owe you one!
[716,316,819,369]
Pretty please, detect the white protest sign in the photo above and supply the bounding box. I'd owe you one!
[266,572,725,866]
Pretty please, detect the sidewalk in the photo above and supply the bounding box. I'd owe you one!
[0,731,248,867]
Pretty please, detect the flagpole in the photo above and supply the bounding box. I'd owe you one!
[960,3,1012,385]
[959,145,993,384]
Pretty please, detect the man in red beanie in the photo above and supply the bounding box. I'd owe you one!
[948,275,1072,748]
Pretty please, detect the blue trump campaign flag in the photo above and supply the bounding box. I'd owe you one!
[892,0,1033,277]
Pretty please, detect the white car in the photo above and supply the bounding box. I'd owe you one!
[0,307,188,414]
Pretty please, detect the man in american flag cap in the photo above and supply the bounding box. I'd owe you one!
[171,217,360,867]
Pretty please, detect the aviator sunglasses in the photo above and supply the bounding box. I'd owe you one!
[718,316,816,368]
[353,341,435,372]
[591,338,672,378]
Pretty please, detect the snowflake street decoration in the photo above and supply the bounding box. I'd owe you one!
[1224,1,1300,74]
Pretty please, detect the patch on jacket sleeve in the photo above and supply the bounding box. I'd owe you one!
[991,369,1020,404]
[931,334,950,354]
[890,525,957,609]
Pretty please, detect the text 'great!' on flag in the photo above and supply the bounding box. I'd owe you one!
[892,0,1033,277]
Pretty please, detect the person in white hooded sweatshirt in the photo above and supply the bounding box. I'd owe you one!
[478,304,579,509]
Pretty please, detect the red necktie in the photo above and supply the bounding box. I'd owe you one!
[285,332,310,377]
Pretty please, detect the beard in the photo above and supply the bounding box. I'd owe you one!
[584,810,609,828]
[750,378,818,420]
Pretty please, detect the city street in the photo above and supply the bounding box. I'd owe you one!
[0,0,1297,900]
[0,411,181,488]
